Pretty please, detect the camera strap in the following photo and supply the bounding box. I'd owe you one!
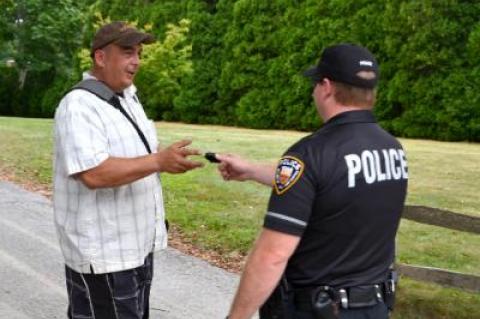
[70,79,152,154]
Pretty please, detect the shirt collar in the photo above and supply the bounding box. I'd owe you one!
[322,110,376,129]
[83,72,137,97]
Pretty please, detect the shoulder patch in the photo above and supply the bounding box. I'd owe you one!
[274,156,305,195]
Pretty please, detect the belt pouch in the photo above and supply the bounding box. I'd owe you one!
[347,286,379,308]
[312,290,338,319]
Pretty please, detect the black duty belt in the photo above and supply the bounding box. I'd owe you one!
[294,284,385,311]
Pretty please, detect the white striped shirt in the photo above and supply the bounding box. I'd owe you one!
[53,73,167,274]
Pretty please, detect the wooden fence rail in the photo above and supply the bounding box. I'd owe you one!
[402,205,480,234]
[398,205,480,293]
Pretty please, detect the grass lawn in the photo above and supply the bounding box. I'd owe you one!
[0,116,479,318]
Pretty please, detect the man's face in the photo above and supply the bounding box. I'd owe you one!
[312,81,326,119]
[96,44,142,92]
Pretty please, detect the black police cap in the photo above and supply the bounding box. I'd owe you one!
[304,43,379,89]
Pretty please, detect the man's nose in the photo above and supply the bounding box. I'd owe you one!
[132,53,140,65]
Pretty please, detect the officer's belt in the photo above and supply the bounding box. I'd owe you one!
[293,284,385,311]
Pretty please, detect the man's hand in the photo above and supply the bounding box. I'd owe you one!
[216,154,254,181]
[76,140,203,189]
[216,154,277,186]
[227,229,301,319]
[156,140,203,173]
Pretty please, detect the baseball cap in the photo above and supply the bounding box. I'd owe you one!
[91,21,155,56]
[304,43,379,89]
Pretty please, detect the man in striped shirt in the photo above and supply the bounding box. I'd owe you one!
[54,21,202,319]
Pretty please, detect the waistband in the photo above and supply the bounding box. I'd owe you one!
[294,284,386,311]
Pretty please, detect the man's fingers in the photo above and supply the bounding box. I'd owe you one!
[179,158,204,170]
[180,147,201,157]
[169,160,203,174]
[217,162,227,171]
[215,154,227,162]
[222,171,231,181]
[171,139,192,149]
[170,140,202,158]
[215,153,233,162]
[189,160,204,169]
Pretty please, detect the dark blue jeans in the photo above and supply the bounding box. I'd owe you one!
[65,253,153,319]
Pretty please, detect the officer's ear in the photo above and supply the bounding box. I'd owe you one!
[321,78,335,98]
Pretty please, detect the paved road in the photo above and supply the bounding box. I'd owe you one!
[0,181,246,319]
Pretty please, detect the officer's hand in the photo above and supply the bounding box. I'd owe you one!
[155,140,203,174]
[216,153,254,182]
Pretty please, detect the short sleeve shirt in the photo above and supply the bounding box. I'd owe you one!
[264,110,408,288]
[53,73,167,274]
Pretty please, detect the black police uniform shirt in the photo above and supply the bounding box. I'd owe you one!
[264,110,408,289]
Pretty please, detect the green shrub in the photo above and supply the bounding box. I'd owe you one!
[1,0,479,141]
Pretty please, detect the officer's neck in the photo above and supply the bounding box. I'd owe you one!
[320,104,372,122]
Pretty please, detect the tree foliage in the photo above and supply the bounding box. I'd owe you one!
[0,0,86,117]
[0,0,479,141]
[135,19,193,121]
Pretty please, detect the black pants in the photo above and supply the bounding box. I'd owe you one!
[65,253,153,319]
[259,289,389,319]
[291,302,389,319]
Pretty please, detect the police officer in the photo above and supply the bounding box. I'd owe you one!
[217,43,408,319]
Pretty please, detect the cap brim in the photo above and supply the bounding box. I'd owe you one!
[303,66,323,81]
[115,32,156,47]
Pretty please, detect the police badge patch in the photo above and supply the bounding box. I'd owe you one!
[274,156,304,195]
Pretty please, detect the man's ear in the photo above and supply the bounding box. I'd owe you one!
[321,78,334,99]
[93,50,106,68]
[322,78,335,95]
